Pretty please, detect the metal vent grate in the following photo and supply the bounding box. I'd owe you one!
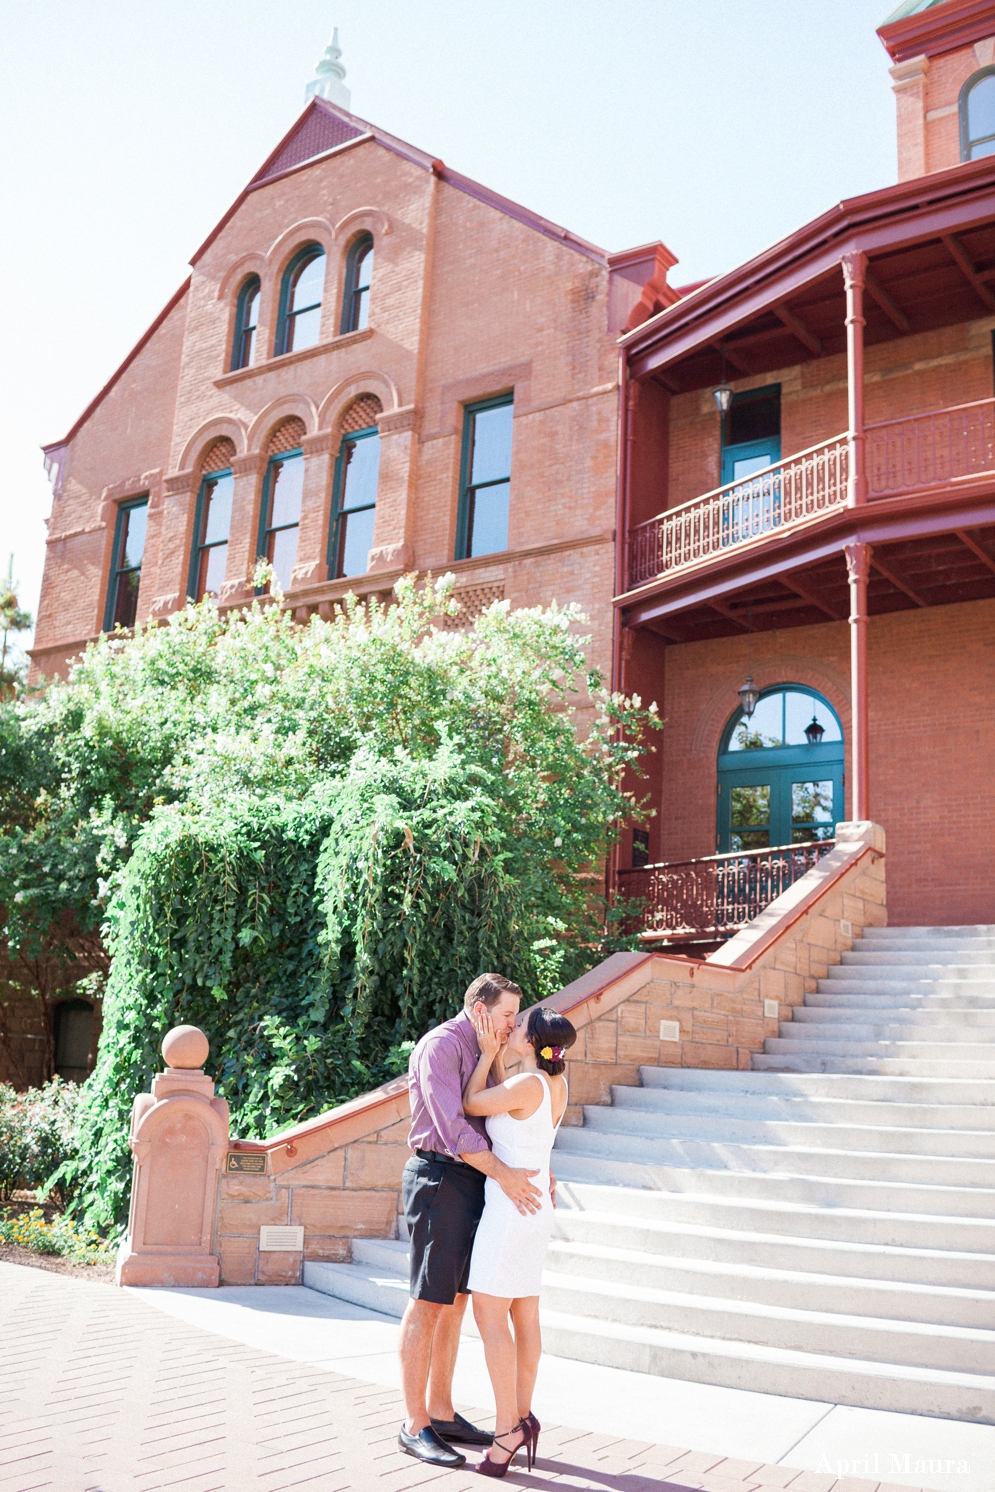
[259,1225,304,1253]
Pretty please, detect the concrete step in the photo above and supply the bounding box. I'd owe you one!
[613,1082,995,1132]
[779,1019,995,1041]
[792,1005,995,1026]
[863,925,995,940]
[551,1154,995,1234]
[761,1035,995,1059]
[302,1257,995,1422]
[345,1233,995,1329]
[808,989,995,1006]
[539,1271,995,1373]
[595,1100,995,1156]
[542,1239,995,1328]
[554,1127,995,1201]
[551,1198,995,1289]
[841,951,995,967]
[824,966,995,987]
[854,937,995,953]
[538,1309,995,1423]
[751,1053,995,1076]
[637,1065,995,1104]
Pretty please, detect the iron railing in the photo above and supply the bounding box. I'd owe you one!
[616,839,836,941]
[866,396,995,497]
[627,435,849,589]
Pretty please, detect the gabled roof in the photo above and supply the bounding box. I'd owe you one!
[191,95,609,268]
[44,97,613,452]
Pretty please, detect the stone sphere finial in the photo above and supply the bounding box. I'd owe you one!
[162,1025,209,1070]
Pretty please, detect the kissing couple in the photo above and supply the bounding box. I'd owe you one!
[397,972,576,1477]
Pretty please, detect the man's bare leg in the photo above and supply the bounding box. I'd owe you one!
[426,1293,469,1421]
[399,1296,444,1433]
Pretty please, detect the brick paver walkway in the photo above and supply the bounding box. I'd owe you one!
[0,1262,937,1492]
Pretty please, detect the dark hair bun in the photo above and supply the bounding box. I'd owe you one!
[525,1006,577,1076]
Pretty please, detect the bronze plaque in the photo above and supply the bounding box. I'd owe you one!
[227,1152,266,1174]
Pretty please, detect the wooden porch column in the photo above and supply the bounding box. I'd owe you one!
[842,251,867,507]
[844,541,872,821]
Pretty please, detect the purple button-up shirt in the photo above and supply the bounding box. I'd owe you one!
[407,1010,491,1160]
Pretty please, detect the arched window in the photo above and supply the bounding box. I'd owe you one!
[231,275,260,370]
[329,396,382,577]
[53,998,95,1081]
[275,245,325,355]
[258,418,307,593]
[341,234,374,333]
[961,68,995,160]
[716,685,843,853]
[189,439,236,601]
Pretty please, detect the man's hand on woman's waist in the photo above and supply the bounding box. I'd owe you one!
[459,1149,542,1215]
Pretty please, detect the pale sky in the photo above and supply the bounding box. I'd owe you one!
[0,0,898,655]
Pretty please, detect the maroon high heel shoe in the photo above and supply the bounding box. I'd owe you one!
[475,1418,530,1477]
[523,1411,540,1465]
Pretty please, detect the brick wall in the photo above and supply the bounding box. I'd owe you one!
[633,598,994,928]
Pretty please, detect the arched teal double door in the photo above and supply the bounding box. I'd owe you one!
[716,686,844,852]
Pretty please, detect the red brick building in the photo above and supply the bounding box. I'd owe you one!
[33,96,678,696]
[615,0,995,935]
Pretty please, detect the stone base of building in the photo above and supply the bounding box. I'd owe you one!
[116,1246,220,1288]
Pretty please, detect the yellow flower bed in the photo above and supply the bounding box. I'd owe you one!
[0,1207,115,1266]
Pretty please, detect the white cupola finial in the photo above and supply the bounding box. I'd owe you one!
[305,25,352,109]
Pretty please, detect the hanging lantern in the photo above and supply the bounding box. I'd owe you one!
[804,714,825,745]
[738,675,760,718]
[713,382,733,415]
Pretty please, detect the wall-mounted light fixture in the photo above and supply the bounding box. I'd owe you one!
[713,348,732,414]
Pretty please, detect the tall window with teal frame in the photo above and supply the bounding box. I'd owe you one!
[258,448,304,593]
[188,467,234,600]
[275,244,325,355]
[104,497,148,631]
[230,275,260,370]
[329,424,380,578]
[961,67,995,160]
[456,395,513,560]
[340,234,374,333]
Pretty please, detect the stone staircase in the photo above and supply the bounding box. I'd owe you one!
[305,925,995,1421]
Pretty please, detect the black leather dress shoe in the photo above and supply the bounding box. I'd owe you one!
[431,1411,494,1446]
[397,1425,467,1467]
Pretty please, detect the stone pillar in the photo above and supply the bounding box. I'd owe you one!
[367,405,418,573]
[291,432,334,591]
[116,1025,229,1288]
[220,454,265,605]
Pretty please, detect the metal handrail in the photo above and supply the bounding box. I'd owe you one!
[626,434,849,589]
[617,839,836,939]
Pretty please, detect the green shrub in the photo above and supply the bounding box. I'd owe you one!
[0,1079,81,1204]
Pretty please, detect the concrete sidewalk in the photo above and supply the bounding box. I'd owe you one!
[0,1260,985,1492]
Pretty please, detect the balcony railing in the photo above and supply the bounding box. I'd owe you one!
[627,435,849,589]
[616,839,835,941]
[866,397,995,497]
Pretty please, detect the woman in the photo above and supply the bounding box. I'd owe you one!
[463,1003,577,1478]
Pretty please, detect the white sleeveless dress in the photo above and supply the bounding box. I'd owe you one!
[467,1071,565,1298]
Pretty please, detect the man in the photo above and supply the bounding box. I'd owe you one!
[397,973,544,1469]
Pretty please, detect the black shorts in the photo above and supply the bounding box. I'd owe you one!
[401,1154,486,1305]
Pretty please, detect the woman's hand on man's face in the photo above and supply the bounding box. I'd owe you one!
[472,1007,502,1060]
